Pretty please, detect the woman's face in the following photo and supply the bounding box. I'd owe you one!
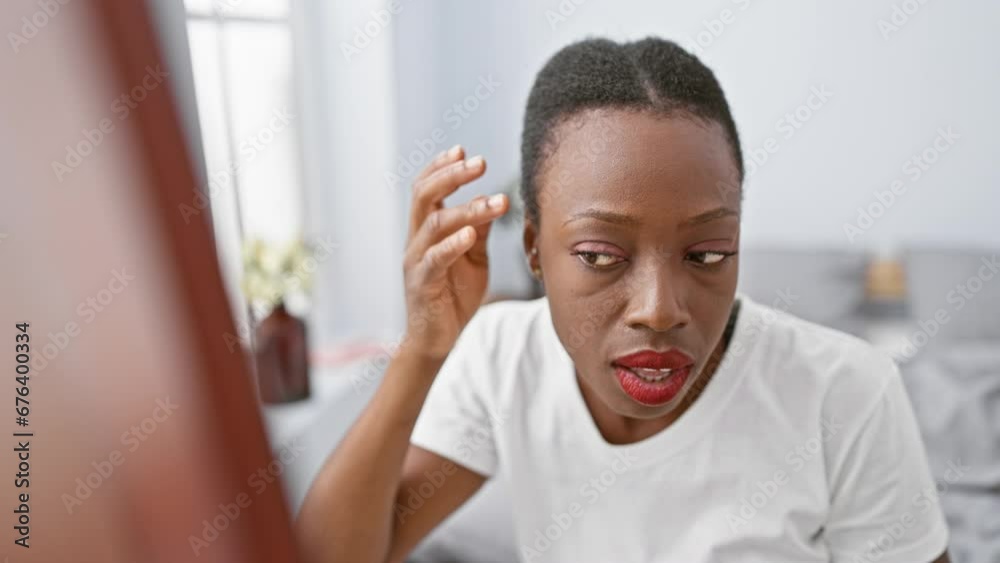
[525,108,742,421]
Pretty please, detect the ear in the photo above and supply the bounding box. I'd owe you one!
[522,219,540,275]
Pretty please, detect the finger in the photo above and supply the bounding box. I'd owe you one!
[466,215,494,267]
[408,193,508,262]
[414,144,464,184]
[418,226,477,280]
[409,156,487,238]
[410,156,486,237]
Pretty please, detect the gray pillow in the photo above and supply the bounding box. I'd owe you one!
[904,248,1000,344]
[736,247,867,331]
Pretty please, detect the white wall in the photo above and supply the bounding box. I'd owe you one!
[291,0,998,345]
[392,0,1000,257]
[296,0,406,343]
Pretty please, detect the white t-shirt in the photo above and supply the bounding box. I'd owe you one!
[410,294,949,563]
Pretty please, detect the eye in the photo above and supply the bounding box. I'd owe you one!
[573,251,625,269]
[686,251,736,266]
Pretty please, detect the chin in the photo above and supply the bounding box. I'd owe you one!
[615,388,689,419]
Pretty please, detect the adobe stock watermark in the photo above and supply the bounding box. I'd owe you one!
[849,458,968,563]
[748,85,833,178]
[726,415,843,532]
[51,64,169,182]
[215,0,246,13]
[717,287,798,371]
[384,74,501,191]
[521,451,639,561]
[715,85,834,201]
[61,396,179,515]
[894,254,998,360]
[188,438,305,556]
[878,0,934,41]
[684,0,754,58]
[7,0,72,55]
[340,1,402,62]
[535,112,628,218]
[31,268,136,373]
[222,235,338,353]
[350,279,469,394]
[621,286,797,414]
[179,107,295,224]
[545,0,590,30]
[843,127,958,243]
[622,287,798,434]
[563,267,654,353]
[394,406,510,523]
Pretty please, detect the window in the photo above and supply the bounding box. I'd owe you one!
[183,0,304,323]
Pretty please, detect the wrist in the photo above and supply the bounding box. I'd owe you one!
[397,331,452,362]
[391,337,448,374]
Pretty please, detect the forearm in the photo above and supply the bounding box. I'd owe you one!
[295,346,444,563]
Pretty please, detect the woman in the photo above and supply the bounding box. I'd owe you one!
[297,38,950,563]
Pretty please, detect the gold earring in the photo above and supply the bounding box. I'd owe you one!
[530,248,542,280]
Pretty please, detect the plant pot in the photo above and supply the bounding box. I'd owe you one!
[253,302,310,403]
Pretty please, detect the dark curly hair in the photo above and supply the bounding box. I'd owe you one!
[520,37,744,225]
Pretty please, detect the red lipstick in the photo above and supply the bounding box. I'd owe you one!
[612,349,695,406]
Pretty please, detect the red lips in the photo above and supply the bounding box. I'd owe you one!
[613,349,694,370]
[612,349,696,406]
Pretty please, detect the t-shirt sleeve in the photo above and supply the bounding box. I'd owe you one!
[409,311,499,478]
[825,361,950,563]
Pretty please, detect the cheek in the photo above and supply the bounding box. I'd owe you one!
[685,284,739,350]
[552,251,626,299]
[548,274,622,360]
[686,260,740,327]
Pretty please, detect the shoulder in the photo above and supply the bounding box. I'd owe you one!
[464,296,550,332]
[449,297,559,401]
[737,295,899,420]
[447,297,551,374]
[458,297,551,355]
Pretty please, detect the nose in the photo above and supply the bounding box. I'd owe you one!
[623,264,691,333]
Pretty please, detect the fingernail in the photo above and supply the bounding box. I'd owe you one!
[466,155,484,169]
[448,144,462,157]
[487,194,505,209]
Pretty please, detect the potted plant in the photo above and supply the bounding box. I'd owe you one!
[241,237,313,403]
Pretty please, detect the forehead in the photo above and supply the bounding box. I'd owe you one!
[536,109,741,223]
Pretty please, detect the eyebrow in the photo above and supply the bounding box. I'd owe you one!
[562,206,739,228]
[680,207,740,227]
[562,209,640,227]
